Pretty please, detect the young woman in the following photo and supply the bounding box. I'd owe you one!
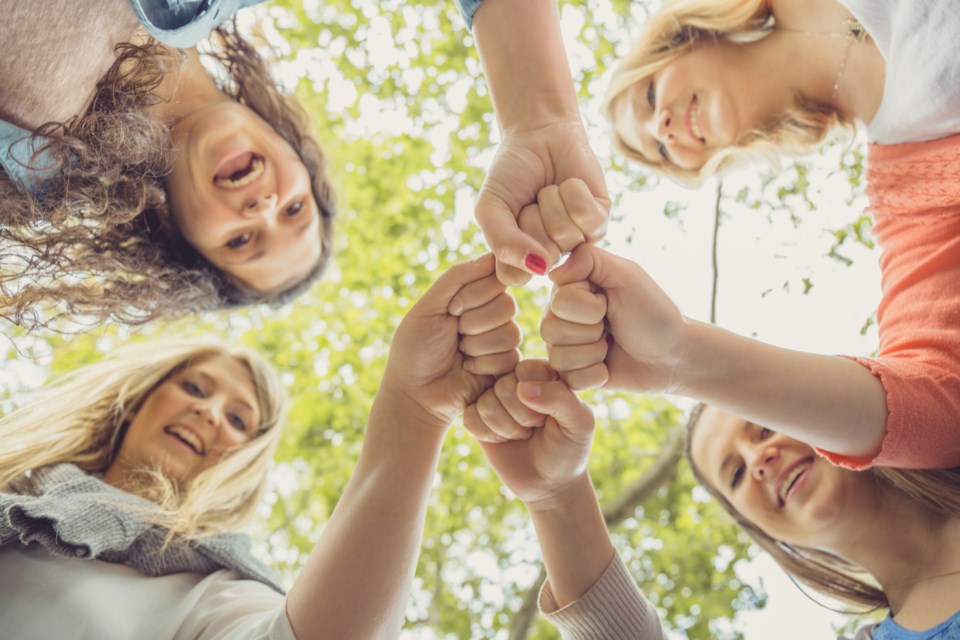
[605,0,956,182]
[0,253,522,638]
[469,366,960,639]
[0,2,335,329]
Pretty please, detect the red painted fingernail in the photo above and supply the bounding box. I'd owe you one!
[524,253,547,275]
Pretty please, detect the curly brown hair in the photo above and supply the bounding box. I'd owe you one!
[0,23,335,331]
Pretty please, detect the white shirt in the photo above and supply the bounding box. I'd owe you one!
[0,546,296,640]
[841,0,960,144]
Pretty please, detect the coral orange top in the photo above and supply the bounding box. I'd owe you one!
[818,134,960,469]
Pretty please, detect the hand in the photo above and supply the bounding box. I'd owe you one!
[464,359,595,511]
[543,244,689,393]
[475,123,610,285]
[382,254,521,431]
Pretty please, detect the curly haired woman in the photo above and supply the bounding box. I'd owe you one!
[1,1,335,330]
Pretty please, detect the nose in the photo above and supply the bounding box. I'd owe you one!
[646,109,675,144]
[192,398,224,430]
[749,444,780,481]
[243,193,278,218]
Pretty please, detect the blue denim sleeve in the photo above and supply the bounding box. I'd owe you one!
[454,0,485,29]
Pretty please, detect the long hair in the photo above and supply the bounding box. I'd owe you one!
[0,339,287,540]
[0,23,336,331]
[604,0,855,185]
[685,404,960,610]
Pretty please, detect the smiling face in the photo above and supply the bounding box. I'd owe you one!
[614,39,789,174]
[689,407,878,549]
[103,355,262,489]
[166,102,324,293]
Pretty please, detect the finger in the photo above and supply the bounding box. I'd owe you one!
[550,281,607,324]
[494,372,547,428]
[476,388,534,441]
[459,293,517,336]
[496,260,533,287]
[540,312,605,346]
[537,185,586,253]
[558,178,609,243]
[448,274,507,317]
[475,196,550,277]
[417,253,496,315]
[549,244,637,289]
[546,339,609,372]
[557,362,609,391]
[516,380,595,437]
[464,403,517,444]
[517,203,563,269]
[460,322,522,357]
[464,350,521,376]
[514,359,559,384]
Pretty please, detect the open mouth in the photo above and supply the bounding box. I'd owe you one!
[213,152,265,190]
[777,458,813,507]
[165,425,205,456]
[687,96,706,143]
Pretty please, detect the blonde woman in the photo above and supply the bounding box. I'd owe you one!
[468,369,960,638]
[0,253,522,639]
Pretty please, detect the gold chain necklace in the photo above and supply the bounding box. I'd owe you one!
[777,18,870,103]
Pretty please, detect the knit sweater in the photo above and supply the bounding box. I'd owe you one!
[817,134,960,470]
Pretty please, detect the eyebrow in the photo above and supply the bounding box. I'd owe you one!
[197,371,256,414]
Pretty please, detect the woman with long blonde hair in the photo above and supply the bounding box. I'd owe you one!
[0,253,523,639]
[1,3,335,330]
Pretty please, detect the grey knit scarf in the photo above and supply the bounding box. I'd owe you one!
[0,463,284,593]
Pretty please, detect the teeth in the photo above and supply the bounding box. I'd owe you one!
[213,156,265,190]
[167,425,204,455]
[779,461,810,504]
[690,101,704,141]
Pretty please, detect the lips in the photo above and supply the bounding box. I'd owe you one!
[686,96,706,144]
[213,152,265,190]
[164,424,206,456]
[776,457,813,507]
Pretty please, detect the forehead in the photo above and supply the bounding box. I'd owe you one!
[689,406,744,480]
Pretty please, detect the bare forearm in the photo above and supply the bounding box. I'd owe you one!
[286,389,447,639]
[674,320,888,457]
[472,0,581,132]
[528,474,615,607]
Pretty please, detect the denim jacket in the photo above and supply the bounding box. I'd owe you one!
[129,0,264,48]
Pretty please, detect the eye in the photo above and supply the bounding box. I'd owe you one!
[646,80,656,108]
[226,232,252,250]
[181,380,204,397]
[730,463,745,490]
[228,413,248,433]
[283,200,305,217]
[758,427,772,440]
[657,142,670,161]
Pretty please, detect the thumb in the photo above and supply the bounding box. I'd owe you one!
[516,380,594,437]
[475,197,551,277]
[549,244,636,290]
[416,253,498,315]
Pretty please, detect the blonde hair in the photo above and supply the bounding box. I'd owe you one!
[685,405,960,610]
[604,0,855,186]
[0,339,287,540]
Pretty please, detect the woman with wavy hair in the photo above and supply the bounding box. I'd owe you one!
[0,253,523,638]
[1,3,335,330]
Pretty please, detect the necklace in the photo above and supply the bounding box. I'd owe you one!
[777,18,870,103]
[884,564,960,591]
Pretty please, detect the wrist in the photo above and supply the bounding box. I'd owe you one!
[372,381,452,437]
[523,471,594,516]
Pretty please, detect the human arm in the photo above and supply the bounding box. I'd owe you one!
[542,243,888,459]
[284,254,520,639]
[468,0,610,284]
[464,360,664,638]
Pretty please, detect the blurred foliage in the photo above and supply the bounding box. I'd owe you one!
[0,0,874,638]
